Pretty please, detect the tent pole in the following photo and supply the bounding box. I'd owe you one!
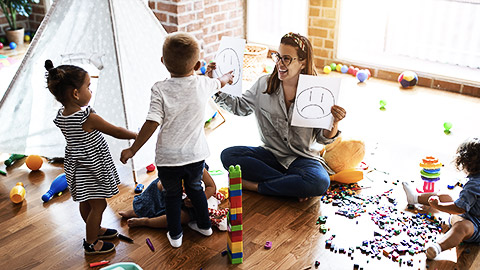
[108,0,137,185]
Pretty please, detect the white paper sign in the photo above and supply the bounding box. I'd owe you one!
[213,36,246,96]
[291,75,341,130]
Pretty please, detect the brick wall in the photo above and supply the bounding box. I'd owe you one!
[0,0,46,37]
[149,0,244,60]
[307,0,480,97]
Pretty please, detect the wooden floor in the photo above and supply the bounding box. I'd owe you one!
[1,71,480,270]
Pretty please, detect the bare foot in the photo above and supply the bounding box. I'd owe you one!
[119,209,137,219]
[242,179,258,192]
[127,217,148,228]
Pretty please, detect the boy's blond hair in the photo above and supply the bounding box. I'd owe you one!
[162,32,200,76]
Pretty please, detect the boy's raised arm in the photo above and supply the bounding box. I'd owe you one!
[120,120,159,164]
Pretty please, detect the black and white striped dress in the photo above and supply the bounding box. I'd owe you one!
[53,107,120,202]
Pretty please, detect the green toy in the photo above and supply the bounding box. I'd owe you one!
[444,122,452,135]
[379,100,387,111]
[5,154,26,166]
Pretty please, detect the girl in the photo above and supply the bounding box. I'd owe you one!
[45,60,137,255]
[403,137,480,259]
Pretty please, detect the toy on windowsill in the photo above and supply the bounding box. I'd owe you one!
[10,182,26,203]
[398,71,418,88]
[444,122,452,135]
[356,70,368,82]
[9,42,17,50]
[42,173,68,202]
[417,156,442,193]
[323,65,332,74]
[0,42,3,50]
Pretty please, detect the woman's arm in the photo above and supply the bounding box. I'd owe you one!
[202,169,217,200]
[83,113,137,139]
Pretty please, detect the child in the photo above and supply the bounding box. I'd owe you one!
[120,32,233,248]
[118,168,216,228]
[402,137,480,259]
[45,60,137,255]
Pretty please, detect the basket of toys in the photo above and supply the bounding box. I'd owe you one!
[243,43,268,81]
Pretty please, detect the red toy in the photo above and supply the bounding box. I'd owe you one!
[146,164,155,172]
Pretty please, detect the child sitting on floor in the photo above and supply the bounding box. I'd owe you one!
[403,137,480,260]
[119,168,216,228]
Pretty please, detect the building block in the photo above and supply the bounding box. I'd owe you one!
[227,164,243,264]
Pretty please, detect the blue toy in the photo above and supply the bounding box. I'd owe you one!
[9,42,17,50]
[42,173,68,202]
[200,59,207,75]
[356,70,368,82]
[341,65,348,73]
[134,183,144,193]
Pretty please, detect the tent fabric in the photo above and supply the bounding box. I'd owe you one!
[0,0,170,181]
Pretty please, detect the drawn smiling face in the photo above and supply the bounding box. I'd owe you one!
[295,86,335,119]
[215,48,241,85]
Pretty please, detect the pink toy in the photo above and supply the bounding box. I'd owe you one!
[264,241,272,249]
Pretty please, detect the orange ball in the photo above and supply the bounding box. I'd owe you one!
[26,155,43,171]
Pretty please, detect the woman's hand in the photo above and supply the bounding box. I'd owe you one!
[206,62,216,78]
[331,105,346,123]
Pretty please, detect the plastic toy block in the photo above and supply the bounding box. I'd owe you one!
[227,237,243,253]
[229,183,242,191]
[318,216,327,224]
[230,195,242,205]
[264,241,272,249]
[230,201,242,209]
[229,177,242,185]
[230,189,242,197]
[227,252,243,264]
[230,214,237,220]
[227,232,243,242]
[230,207,242,215]
[227,246,244,259]
[228,223,243,232]
[229,230,243,238]
[228,165,242,178]
[230,214,243,225]
[319,224,327,233]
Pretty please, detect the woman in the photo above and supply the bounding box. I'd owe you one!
[214,32,346,200]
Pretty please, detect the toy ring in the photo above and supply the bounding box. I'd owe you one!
[422,157,439,164]
[420,170,441,178]
[419,163,442,169]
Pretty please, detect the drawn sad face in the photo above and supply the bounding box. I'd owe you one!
[216,48,241,85]
[295,86,335,119]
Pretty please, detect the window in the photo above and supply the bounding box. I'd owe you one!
[337,0,480,83]
[247,0,308,48]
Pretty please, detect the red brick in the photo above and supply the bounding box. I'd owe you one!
[205,5,219,15]
[311,37,323,47]
[323,9,336,19]
[148,1,155,9]
[157,2,177,13]
[417,76,433,88]
[213,13,226,22]
[178,13,195,25]
[321,0,334,8]
[377,70,399,82]
[308,27,328,38]
[324,39,334,49]
[311,18,335,29]
[194,1,203,10]
[168,15,178,24]
[195,11,204,20]
[432,79,462,93]
[205,43,220,54]
[309,7,320,17]
[204,34,217,44]
[187,22,201,32]
[233,27,242,37]
[0,16,7,24]
[162,24,178,33]
[462,85,480,97]
[178,3,193,13]
[154,12,168,23]
[310,0,321,7]
[204,0,218,6]
[32,5,44,14]
[221,2,236,11]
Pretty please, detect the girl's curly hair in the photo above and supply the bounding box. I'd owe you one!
[454,137,480,176]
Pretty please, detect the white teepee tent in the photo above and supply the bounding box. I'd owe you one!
[0,0,170,182]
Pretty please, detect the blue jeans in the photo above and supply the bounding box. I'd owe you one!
[157,160,211,239]
[221,146,330,198]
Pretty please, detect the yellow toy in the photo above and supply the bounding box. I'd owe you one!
[26,155,43,171]
[322,137,366,184]
[10,182,26,203]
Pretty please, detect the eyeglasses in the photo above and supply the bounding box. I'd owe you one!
[271,52,297,67]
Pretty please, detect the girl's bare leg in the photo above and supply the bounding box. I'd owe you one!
[84,199,107,250]
[127,209,191,228]
[426,215,474,259]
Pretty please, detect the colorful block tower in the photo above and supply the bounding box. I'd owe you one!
[227,165,243,264]
[417,156,442,193]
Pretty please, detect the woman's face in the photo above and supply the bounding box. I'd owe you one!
[275,44,305,82]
